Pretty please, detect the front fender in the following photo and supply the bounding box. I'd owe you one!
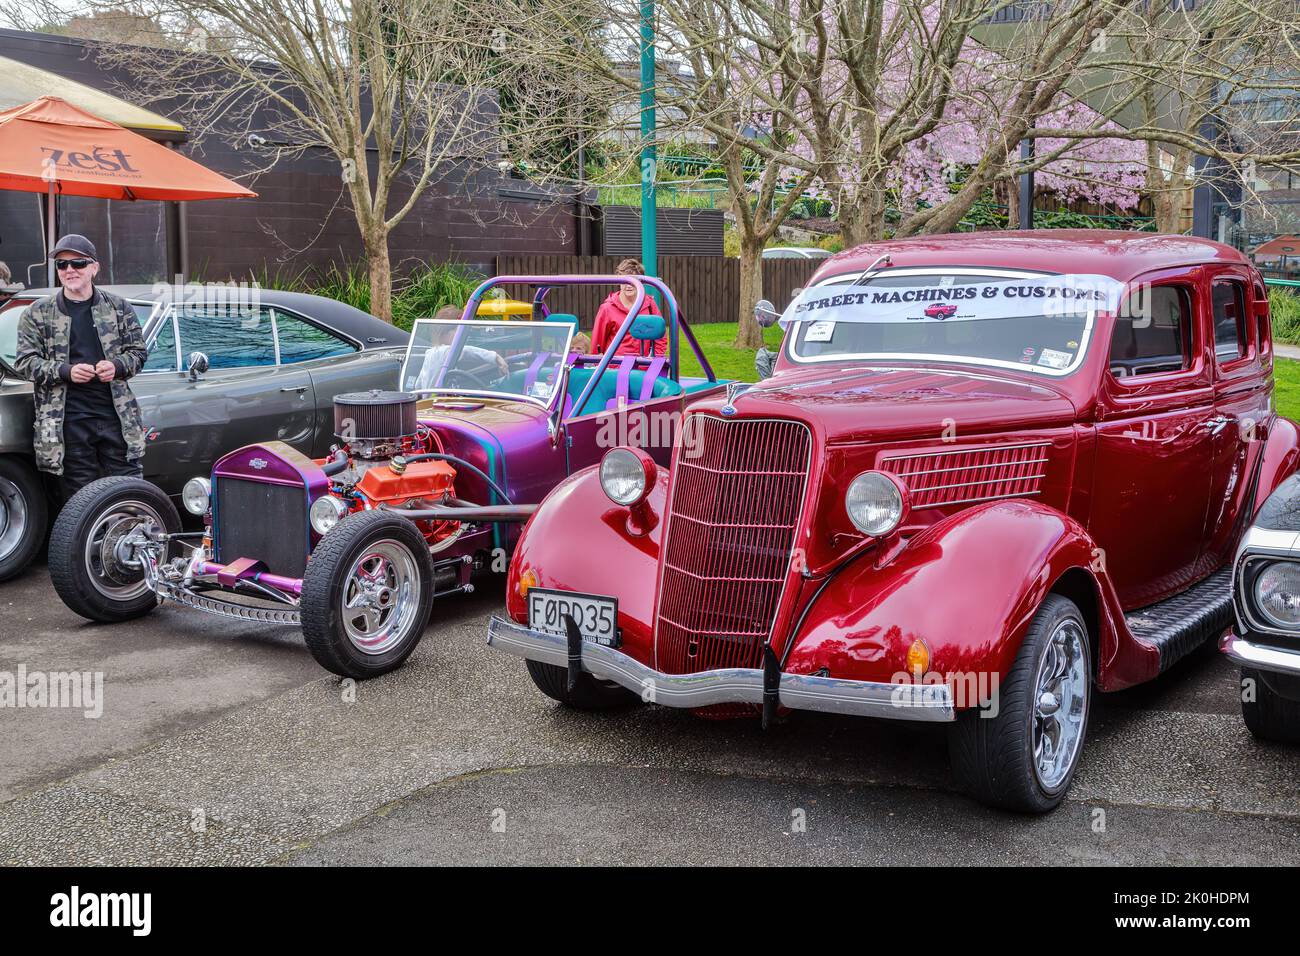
[782,500,1137,699]
[507,463,668,665]
[1254,415,1300,518]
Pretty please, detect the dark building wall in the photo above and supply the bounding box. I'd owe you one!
[600,206,724,257]
[0,28,585,285]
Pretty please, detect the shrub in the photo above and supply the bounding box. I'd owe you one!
[241,260,484,330]
[1270,285,1300,345]
[392,261,485,331]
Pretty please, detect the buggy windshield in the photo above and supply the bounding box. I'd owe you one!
[401,319,574,403]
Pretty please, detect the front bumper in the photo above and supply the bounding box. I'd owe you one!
[1220,629,1300,678]
[143,548,302,625]
[487,616,955,721]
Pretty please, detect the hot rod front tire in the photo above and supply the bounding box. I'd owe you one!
[300,510,435,680]
[1241,668,1300,744]
[48,476,180,623]
[525,659,639,711]
[948,593,1092,813]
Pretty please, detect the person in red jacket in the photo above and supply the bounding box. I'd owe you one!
[591,259,666,357]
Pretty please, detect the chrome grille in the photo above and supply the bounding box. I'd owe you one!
[654,416,812,674]
[881,441,1050,508]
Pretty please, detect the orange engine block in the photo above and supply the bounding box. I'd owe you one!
[355,459,457,505]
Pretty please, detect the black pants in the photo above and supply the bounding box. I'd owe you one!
[61,414,143,503]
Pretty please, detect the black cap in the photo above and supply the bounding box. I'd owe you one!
[51,234,97,260]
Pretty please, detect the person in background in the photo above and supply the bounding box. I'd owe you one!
[0,260,15,306]
[591,259,666,357]
[411,304,507,390]
[15,234,148,503]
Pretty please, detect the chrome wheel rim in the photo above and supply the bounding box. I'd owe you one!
[83,500,165,600]
[1032,618,1088,791]
[341,540,421,655]
[0,476,28,563]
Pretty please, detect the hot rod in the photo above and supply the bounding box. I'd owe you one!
[487,232,1296,812]
[47,275,727,678]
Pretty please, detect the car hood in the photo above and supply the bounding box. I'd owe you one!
[415,395,558,504]
[714,364,1078,444]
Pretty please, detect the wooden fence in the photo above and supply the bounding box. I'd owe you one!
[493,255,821,327]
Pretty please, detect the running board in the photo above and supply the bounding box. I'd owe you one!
[1124,566,1234,673]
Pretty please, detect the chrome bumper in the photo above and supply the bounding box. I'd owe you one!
[487,616,955,721]
[1220,630,1300,677]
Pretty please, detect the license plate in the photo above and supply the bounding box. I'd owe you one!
[528,588,619,648]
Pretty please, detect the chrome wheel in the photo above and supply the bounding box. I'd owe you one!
[1032,617,1088,790]
[83,500,165,600]
[0,475,28,562]
[340,539,421,655]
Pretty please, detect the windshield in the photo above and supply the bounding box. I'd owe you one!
[401,319,574,403]
[0,299,31,369]
[781,271,1122,377]
[0,299,153,374]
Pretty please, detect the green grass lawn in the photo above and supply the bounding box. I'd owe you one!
[681,321,785,383]
[1275,358,1300,421]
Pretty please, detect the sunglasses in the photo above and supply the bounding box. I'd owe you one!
[54,258,94,271]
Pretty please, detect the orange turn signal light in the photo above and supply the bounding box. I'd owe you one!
[906,639,930,677]
[517,568,539,599]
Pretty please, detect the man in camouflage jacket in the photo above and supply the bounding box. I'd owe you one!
[15,234,148,501]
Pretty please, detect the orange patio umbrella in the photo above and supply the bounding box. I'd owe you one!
[0,96,255,284]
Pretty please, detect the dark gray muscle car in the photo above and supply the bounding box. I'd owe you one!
[0,285,408,580]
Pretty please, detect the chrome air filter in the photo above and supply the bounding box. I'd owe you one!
[333,390,419,443]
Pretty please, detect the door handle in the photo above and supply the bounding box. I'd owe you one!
[280,385,309,394]
[1203,415,1231,435]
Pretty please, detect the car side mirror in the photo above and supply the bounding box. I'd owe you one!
[187,350,209,381]
[754,299,780,329]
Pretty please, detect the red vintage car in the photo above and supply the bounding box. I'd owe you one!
[487,231,1295,812]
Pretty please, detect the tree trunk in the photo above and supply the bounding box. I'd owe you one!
[837,188,884,249]
[364,228,394,325]
[1003,172,1020,230]
[733,235,765,349]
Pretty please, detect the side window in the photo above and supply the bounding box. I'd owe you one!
[1109,285,1191,378]
[1212,279,1248,362]
[1255,281,1271,352]
[275,311,356,363]
[142,314,178,372]
[177,308,277,369]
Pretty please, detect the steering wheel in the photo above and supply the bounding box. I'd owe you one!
[442,356,503,390]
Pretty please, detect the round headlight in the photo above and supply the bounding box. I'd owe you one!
[309,495,348,535]
[1254,561,1300,628]
[182,477,211,515]
[600,447,655,507]
[846,471,907,537]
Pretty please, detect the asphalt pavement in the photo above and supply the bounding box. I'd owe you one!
[1,559,1297,866]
